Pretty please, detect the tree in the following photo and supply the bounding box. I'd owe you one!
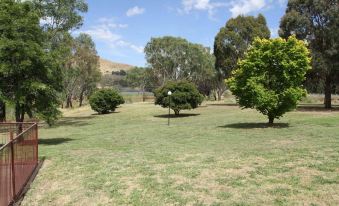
[73,34,101,107]
[0,0,62,124]
[144,36,215,87]
[214,14,270,100]
[125,67,148,100]
[33,0,89,108]
[227,36,311,124]
[89,89,124,114]
[62,34,101,108]
[279,0,339,108]
[154,81,204,115]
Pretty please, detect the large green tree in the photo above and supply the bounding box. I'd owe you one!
[73,33,101,107]
[63,34,101,108]
[214,14,270,100]
[228,36,311,124]
[279,0,339,108]
[144,36,215,88]
[154,81,204,115]
[0,0,62,124]
[34,0,89,108]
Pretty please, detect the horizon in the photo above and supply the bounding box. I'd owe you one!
[76,0,288,67]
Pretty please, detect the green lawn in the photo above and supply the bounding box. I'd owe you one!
[22,103,339,206]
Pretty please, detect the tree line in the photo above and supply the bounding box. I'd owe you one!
[0,0,338,125]
[134,0,337,108]
[0,0,101,125]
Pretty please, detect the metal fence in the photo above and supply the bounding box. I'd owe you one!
[0,123,38,206]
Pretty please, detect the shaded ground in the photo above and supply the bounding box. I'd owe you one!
[21,103,339,206]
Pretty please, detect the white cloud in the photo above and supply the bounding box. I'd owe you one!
[230,0,266,17]
[126,6,145,17]
[79,18,143,53]
[181,0,227,17]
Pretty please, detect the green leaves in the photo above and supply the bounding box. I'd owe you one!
[154,81,204,115]
[144,36,214,87]
[89,89,125,114]
[228,36,311,123]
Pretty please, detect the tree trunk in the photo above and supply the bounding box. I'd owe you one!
[324,75,332,109]
[79,89,85,107]
[174,109,180,115]
[268,116,274,125]
[15,103,25,123]
[0,101,6,122]
[217,90,222,101]
[15,103,25,133]
[142,87,145,102]
[66,95,73,108]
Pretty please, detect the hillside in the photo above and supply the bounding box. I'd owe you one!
[99,58,134,75]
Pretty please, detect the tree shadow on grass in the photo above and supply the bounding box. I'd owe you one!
[154,113,200,118]
[219,122,289,129]
[91,111,120,116]
[39,138,74,145]
[52,116,96,128]
[207,103,238,107]
[297,104,339,112]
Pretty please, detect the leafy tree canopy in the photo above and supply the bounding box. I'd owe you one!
[144,36,214,87]
[228,36,311,124]
[213,14,270,100]
[279,0,339,108]
[154,81,204,115]
[0,0,62,124]
[89,89,124,114]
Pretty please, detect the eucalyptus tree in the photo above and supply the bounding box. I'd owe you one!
[144,36,215,90]
[64,33,101,108]
[279,0,339,108]
[214,14,270,100]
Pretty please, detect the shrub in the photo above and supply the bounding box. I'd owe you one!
[89,89,124,114]
[227,36,311,124]
[154,81,204,115]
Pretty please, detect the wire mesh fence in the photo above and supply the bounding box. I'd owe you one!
[0,123,38,206]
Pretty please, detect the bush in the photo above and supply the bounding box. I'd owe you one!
[154,81,204,115]
[89,89,125,114]
[227,36,311,124]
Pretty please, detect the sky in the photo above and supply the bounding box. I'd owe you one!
[76,0,288,67]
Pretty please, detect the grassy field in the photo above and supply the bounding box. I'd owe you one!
[21,102,338,206]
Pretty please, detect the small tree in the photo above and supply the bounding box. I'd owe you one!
[227,36,311,124]
[89,89,124,114]
[154,81,204,115]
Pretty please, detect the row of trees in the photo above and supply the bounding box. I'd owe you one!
[138,0,338,109]
[0,0,101,124]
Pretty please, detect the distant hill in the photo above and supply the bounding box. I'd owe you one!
[99,58,134,75]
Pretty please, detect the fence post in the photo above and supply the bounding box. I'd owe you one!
[10,131,16,201]
[35,124,38,164]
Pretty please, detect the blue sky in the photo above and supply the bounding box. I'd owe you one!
[76,0,288,66]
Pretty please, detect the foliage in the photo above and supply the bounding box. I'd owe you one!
[89,89,125,114]
[154,81,203,115]
[227,36,311,124]
[62,33,101,108]
[0,0,62,123]
[73,33,101,106]
[35,0,88,38]
[214,14,270,100]
[125,67,147,89]
[124,67,157,94]
[144,36,215,90]
[279,0,339,108]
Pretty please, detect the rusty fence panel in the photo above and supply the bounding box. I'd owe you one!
[0,123,38,206]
